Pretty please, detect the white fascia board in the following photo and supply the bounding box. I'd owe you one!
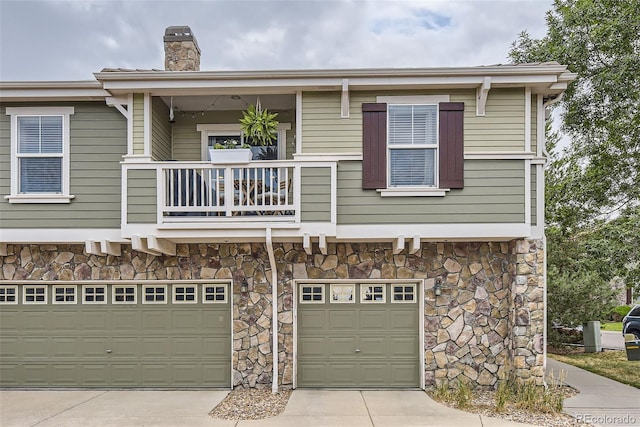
[0,229,125,244]
[335,223,532,241]
[0,83,109,101]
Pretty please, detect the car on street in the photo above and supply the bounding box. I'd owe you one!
[622,304,640,339]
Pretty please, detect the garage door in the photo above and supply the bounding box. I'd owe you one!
[0,282,230,388]
[297,282,420,388]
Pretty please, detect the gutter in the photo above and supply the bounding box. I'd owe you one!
[265,227,279,393]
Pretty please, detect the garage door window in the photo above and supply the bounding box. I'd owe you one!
[173,285,197,303]
[299,284,324,303]
[143,285,167,304]
[113,285,137,304]
[392,284,416,303]
[361,284,385,303]
[52,285,77,304]
[0,286,18,304]
[83,285,107,304]
[203,284,227,303]
[23,285,47,304]
[330,284,355,303]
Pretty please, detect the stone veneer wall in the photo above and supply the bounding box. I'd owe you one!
[0,239,544,389]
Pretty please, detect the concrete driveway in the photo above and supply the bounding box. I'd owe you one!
[0,389,536,427]
[601,330,625,350]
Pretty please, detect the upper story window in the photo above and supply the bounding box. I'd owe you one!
[362,96,464,196]
[196,123,290,162]
[5,107,74,203]
[388,104,438,187]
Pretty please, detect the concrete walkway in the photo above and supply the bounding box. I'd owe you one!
[0,389,536,427]
[547,358,640,427]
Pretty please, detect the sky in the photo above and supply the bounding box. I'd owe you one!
[0,0,554,82]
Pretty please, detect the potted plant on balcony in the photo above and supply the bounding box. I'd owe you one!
[208,138,253,164]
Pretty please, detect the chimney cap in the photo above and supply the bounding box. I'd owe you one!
[164,26,200,50]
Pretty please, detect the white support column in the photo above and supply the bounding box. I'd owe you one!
[296,91,303,155]
[318,233,327,255]
[101,240,122,256]
[409,235,421,255]
[85,240,106,256]
[525,87,531,152]
[144,92,152,157]
[393,235,405,255]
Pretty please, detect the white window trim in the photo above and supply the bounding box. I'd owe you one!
[377,187,449,197]
[329,283,355,303]
[0,285,18,304]
[112,285,138,304]
[391,283,417,304]
[142,284,168,304]
[360,284,386,303]
[5,107,75,204]
[23,285,48,304]
[196,123,291,161]
[172,284,198,304]
[299,283,325,304]
[52,284,77,304]
[82,285,107,304]
[202,283,228,304]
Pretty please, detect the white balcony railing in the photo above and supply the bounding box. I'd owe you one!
[162,162,295,220]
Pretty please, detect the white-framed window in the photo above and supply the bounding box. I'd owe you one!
[387,104,439,187]
[196,123,290,161]
[23,285,47,304]
[329,284,355,303]
[360,284,386,303]
[392,284,417,303]
[112,285,137,304]
[5,107,74,203]
[142,284,167,304]
[299,284,325,304]
[173,284,197,303]
[52,285,77,304]
[83,285,107,304]
[202,284,227,303]
[0,285,18,304]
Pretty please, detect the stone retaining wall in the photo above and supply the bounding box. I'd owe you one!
[0,239,544,389]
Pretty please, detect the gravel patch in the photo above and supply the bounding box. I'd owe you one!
[428,388,592,427]
[209,388,292,420]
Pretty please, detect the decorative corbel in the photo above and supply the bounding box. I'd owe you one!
[303,233,312,255]
[131,235,162,256]
[319,233,327,255]
[341,79,350,118]
[409,235,421,255]
[147,235,176,256]
[476,77,491,116]
[393,235,405,255]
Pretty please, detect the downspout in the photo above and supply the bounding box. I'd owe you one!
[265,227,279,393]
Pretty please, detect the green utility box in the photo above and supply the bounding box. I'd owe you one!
[583,321,601,353]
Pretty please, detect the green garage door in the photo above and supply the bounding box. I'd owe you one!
[297,282,420,388]
[0,282,230,388]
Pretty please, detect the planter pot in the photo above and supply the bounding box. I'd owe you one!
[209,148,253,164]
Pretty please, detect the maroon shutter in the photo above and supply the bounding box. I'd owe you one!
[362,103,387,189]
[439,102,464,189]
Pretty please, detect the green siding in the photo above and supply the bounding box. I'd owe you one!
[301,88,529,154]
[531,166,537,226]
[133,93,144,155]
[337,159,525,224]
[0,102,126,228]
[301,167,331,222]
[127,169,157,223]
[152,97,171,160]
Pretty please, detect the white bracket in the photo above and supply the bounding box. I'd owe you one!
[318,233,327,255]
[476,76,491,116]
[101,240,122,256]
[409,235,421,255]
[303,233,312,255]
[106,96,130,119]
[85,240,106,256]
[393,235,405,255]
[147,235,176,256]
[131,235,162,256]
[0,243,7,256]
[341,79,350,118]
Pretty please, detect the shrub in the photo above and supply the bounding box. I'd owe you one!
[609,305,631,322]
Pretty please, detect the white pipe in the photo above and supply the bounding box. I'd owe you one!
[265,227,279,393]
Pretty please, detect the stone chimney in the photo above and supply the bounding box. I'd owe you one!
[163,26,201,71]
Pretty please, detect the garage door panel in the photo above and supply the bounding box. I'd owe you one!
[390,336,419,357]
[112,364,140,386]
[172,364,201,386]
[112,310,140,330]
[82,337,109,358]
[83,311,109,329]
[329,337,357,357]
[172,337,201,357]
[297,364,325,385]
[111,337,139,357]
[23,337,50,358]
[203,363,230,384]
[0,337,19,358]
[328,363,358,385]
[0,311,18,329]
[141,364,171,386]
[22,311,49,330]
[52,337,81,357]
[51,311,79,330]
[329,311,355,329]
[358,336,387,357]
[22,364,50,385]
[360,363,388,385]
[299,310,325,329]
[203,337,229,358]
[142,311,170,329]
[51,364,80,385]
[203,310,229,329]
[389,363,420,386]
[390,311,418,330]
[359,310,387,329]
[173,310,202,329]
[141,337,170,358]
[298,337,325,358]
[82,365,110,386]
[0,365,19,385]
